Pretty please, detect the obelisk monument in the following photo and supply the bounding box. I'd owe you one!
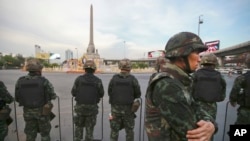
[85,4,100,59]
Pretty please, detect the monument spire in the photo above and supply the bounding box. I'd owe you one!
[87,4,95,54]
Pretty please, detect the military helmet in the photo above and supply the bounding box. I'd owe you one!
[201,53,218,65]
[26,59,43,71]
[165,32,207,58]
[119,58,131,71]
[245,54,250,68]
[83,60,96,70]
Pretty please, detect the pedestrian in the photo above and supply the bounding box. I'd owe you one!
[145,32,216,141]
[0,81,14,141]
[192,53,226,121]
[108,58,141,141]
[15,59,57,141]
[71,60,104,141]
[229,53,250,124]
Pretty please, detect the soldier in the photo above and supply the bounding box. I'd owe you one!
[108,58,141,141]
[0,81,14,141]
[155,56,168,73]
[192,53,226,121]
[145,32,216,141]
[229,54,250,124]
[15,59,57,141]
[148,56,168,84]
[71,60,104,141]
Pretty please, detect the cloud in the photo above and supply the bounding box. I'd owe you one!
[0,0,250,61]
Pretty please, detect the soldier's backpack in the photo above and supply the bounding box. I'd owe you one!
[243,71,250,107]
[193,69,224,102]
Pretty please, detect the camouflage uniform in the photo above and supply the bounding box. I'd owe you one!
[71,60,104,141]
[145,32,216,141]
[108,59,141,141]
[15,59,57,141]
[229,54,250,124]
[192,53,226,120]
[0,81,14,141]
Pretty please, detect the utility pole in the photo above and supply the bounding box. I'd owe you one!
[198,15,203,36]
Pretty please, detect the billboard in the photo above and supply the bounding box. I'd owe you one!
[204,40,220,52]
[49,53,61,59]
[148,50,165,58]
[35,53,61,60]
[35,52,50,59]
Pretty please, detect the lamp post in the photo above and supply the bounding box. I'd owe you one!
[75,48,78,60]
[198,15,203,36]
[123,41,126,58]
[75,48,78,70]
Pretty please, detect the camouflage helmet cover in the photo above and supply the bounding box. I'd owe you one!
[119,58,131,71]
[201,53,218,65]
[245,54,250,68]
[26,59,43,71]
[165,32,207,58]
[83,60,96,70]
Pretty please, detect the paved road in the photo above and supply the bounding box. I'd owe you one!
[1,70,238,141]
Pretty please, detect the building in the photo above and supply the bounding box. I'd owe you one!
[65,49,73,60]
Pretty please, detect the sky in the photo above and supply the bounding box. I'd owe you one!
[0,0,250,62]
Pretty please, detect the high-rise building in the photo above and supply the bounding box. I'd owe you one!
[35,44,42,54]
[65,49,73,60]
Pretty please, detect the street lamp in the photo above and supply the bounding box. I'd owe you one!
[198,15,203,36]
[123,41,126,58]
[75,48,78,60]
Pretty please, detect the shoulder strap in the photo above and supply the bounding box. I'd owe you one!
[148,72,186,106]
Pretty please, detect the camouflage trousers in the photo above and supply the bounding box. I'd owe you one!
[0,120,8,141]
[23,109,51,141]
[110,113,135,141]
[235,107,250,124]
[74,114,97,141]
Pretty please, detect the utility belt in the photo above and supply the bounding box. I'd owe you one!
[24,103,55,120]
[0,105,11,120]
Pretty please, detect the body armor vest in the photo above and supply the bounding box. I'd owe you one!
[145,72,175,139]
[19,77,45,108]
[75,75,98,104]
[243,71,250,107]
[193,69,223,102]
[110,75,134,105]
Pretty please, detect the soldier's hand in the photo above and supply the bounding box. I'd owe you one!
[230,101,237,107]
[186,120,215,141]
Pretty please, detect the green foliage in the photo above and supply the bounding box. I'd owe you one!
[0,54,25,69]
[131,62,148,69]
[0,55,59,69]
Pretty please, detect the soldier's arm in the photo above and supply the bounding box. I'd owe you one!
[221,75,227,100]
[97,79,104,98]
[0,81,14,104]
[44,78,57,100]
[71,77,80,97]
[14,79,21,102]
[154,79,197,139]
[133,77,141,99]
[229,76,243,102]
[108,77,114,97]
